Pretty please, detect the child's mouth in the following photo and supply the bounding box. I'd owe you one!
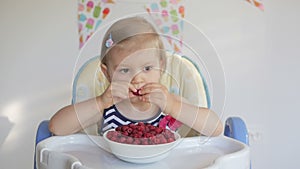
[132,89,142,96]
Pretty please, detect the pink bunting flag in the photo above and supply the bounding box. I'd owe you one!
[245,0,264,11]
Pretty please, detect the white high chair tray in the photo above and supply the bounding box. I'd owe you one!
[36,134,250,169]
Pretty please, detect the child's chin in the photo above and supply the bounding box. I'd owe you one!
[128,92,137,98]
[129,96,141,103]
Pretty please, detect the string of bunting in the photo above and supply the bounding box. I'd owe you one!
[77,0,264,50]
[77,0,185,53]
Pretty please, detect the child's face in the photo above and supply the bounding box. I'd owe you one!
[103,48,163,90]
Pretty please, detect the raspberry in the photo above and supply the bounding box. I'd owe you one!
[150,131,157,135]
[137,125,145,131]
[132,89,142,96]
[121,131,129,136]
[144,133,153,138]
[106,131,114,139]
[149,125,156,131]
[119,137,127,143]
[107,123,176,145]
[137,131,143,137]
[121,125,129,132]
[155,127,164,134]
[142,140,149,145]
[145,126,150,133]
[127,128,133,133]
[167,138,175,143]
[116,126,122,131]
[133,139,141,145]
[153,138,161,144]
[160,137,168,144]
[137,122,145,126]
[126,137,134,144]
[110,136,118,142]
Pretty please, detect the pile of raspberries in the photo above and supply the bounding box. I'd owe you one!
[106,122,176,145]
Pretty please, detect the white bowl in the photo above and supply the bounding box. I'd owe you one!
[103,129,181,163]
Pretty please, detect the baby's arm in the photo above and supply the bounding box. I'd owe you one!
[49,81,137,135]
[168,95,223,136]
[49,97,104,135]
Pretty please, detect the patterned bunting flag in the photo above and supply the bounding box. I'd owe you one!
[145,0,185,53]
[245,0,264,11]
[78,0,114,48]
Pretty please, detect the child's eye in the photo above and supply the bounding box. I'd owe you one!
[143,66,153,72]
[119,68,129,73]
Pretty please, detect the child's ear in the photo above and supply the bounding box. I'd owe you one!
[100,63,111,81]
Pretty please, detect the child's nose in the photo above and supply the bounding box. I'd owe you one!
[131,72,144,86]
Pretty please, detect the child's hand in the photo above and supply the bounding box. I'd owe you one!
[138,83,176,113]
[100,81,137,109]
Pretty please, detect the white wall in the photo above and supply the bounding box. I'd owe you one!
[1,0,300,169]
[0,1,78,168]
[186,1,300,169]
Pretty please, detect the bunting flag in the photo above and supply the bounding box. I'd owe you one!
[145,0,185,53]
[78,0,114,48]
[245,0,264,11]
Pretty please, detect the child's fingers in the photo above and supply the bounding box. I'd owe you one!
[109,82,131,99]
[140,83,167,95]
[128,83,137,93]
[141,91,165,101]
[112,87,131,99]
[140,92,168,110]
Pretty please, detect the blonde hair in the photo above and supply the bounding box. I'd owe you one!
[100,17,166,66]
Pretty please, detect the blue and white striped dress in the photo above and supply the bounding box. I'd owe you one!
[99,105,166,135]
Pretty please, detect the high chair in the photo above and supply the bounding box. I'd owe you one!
[34,51,250,169]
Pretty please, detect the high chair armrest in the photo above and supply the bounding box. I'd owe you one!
[35,120,52,145]
[224,117,249,145]
[35,120,52,169]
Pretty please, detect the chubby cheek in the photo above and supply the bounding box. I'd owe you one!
[112,75,127,82]
[147,71,161,83]
[110,72,131,82]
